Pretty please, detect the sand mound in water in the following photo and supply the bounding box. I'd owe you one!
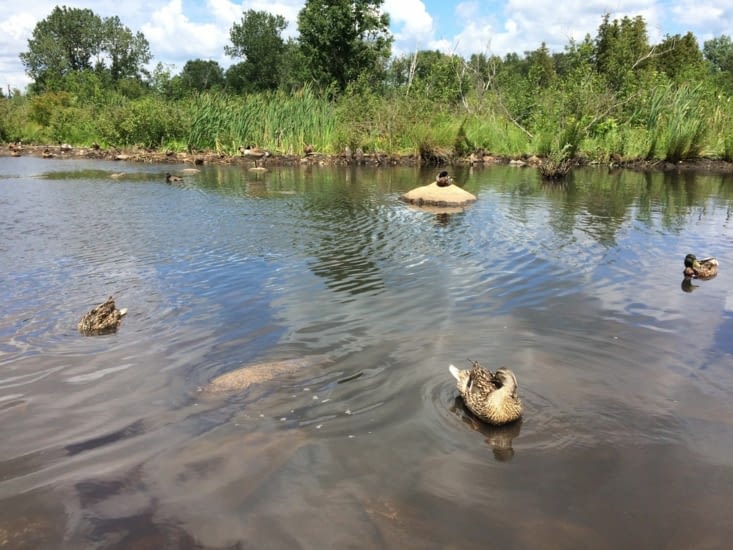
[201,356,330,393]
[400,182,477,207]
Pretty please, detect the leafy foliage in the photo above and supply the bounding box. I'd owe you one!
[8,9,733,165]
[225,10,287,93]
[20,6,150,93]
[176,60,225,95]
[297,0,392,93]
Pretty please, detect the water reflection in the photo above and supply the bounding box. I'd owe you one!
[681,277,699,293]
[450,396,522,462]
[1,158,733,547]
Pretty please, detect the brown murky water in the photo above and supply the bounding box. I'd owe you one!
[2,158,733,548]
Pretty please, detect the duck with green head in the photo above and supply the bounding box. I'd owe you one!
[683,253,719,279]
[449,361,522,425]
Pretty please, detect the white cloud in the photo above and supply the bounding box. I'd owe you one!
[0,12,38,92]
[207,0,243,24]
[384,0,434,55]
[142,0,224,65]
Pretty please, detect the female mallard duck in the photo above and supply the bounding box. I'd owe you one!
[165,172,183,183]
[436,170,453,187]
[78,297,127,335]
[683,253,719,279]
[449,361,522,425]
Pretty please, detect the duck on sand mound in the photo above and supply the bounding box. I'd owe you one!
[400,171,477,207]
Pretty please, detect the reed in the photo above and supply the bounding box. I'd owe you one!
[188,86,335,154]
[662,85,707,162]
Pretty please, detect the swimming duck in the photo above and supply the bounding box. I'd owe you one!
[449,361,522,425]
[78,297,127,335]
[436,170,453,187]
[683,253,718,279]
[166,172,183,183]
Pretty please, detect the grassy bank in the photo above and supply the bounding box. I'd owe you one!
[2,82,733,166]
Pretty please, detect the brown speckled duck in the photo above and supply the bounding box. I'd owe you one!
[683,253,718,279]
[436,170,453,187]
[78,297,127,335]
[166,172,183,184]
[449,361,522,425]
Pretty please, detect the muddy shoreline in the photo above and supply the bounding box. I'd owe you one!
[4,143,733,174]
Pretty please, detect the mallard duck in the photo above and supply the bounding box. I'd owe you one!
[683,253,718,279]
[436,170,453,187]
[78,297,127,335]
[449,361,522,425]
[165,172,183,183]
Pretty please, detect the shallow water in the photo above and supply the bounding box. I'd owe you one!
[1,157,733,548]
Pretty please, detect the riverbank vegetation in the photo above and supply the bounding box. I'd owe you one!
[3,2,733,167]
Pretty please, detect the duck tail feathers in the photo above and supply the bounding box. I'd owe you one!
[449,364,461,380]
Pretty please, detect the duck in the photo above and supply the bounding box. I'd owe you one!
[78,297,127,335]
[436,170,453,187]
[449,361,522,425]
[239,145,271,167]
[683,253,718,279]
[165,172,183,184]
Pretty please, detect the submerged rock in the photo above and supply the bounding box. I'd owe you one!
[200,356,331,394]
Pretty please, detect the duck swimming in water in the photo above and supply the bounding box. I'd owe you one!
[449,361,522,425]
[78,297,127,335]
[683,253,718,279]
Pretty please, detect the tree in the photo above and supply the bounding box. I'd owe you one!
[101,16,152,82]
[703,35,733,91]
[704,35,733,74]
[20,6,151,92]
[386,50,468,102]
[179,59,225,93]
[527,42,556,88]
[655,33,706,84]
[297,0,393,93]
[594,13,651,91]
[225,10,287,92]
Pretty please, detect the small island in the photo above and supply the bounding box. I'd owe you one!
[400,171,477,207]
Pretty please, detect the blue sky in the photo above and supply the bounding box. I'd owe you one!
[2,1,732,92]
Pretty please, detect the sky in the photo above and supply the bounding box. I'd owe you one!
[1,0,732,93]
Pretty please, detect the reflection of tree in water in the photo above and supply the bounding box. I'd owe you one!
[71,467,219,549]
[450,396,522,462]
[301,187,387,296]
[498,168,733,249]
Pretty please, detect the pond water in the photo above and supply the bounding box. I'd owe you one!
[1,156,733,548]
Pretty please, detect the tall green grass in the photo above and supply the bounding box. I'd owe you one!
[188,86,335,154]
[633,84,708,162]
[3,79,733,165]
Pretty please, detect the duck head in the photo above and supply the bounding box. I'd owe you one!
[684,253,701,269]
[494,367,519,398]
